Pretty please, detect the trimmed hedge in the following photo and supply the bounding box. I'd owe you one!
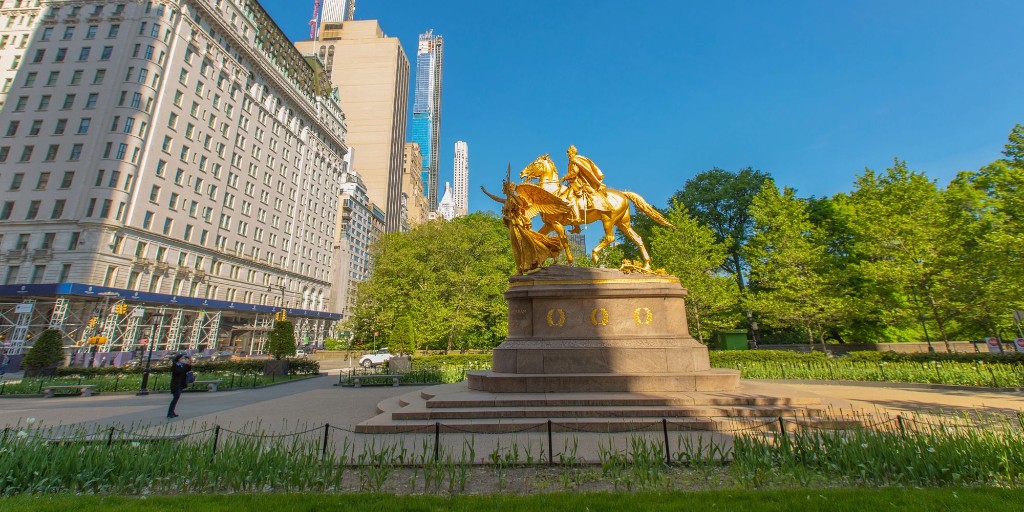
[55,358,320,377]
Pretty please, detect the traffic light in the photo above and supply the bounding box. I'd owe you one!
[87,316,98,328]
[113,303,128,315]
[275,309,287,322]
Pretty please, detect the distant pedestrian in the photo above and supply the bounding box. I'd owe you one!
[167,354,192,419]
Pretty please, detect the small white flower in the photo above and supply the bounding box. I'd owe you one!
[927,446,936,453]
[16,430,28,438]
[861,443,869,448]
[131,441,141,448]
[25,417,36,425]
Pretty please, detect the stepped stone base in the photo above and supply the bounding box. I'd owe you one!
[466,369,740,393]
[355,381,852,434]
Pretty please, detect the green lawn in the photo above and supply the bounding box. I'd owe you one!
[1,488,1021,511]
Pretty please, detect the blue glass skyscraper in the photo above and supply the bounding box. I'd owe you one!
[409,30,443,210]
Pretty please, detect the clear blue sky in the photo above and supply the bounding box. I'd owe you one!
[264,0,1024,219]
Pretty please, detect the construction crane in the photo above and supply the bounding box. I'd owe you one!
[309,0,321,39]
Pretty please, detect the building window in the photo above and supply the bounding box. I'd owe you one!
[18,146,33,162]
[142,211,153,229]
[35,172,49,189]
[51,200,65,219]
[25,200,39,219]
[62,94,75,109]
[5,266,20,285]
[149,184,160,202]
[78,47,90,61]
[54,48,67,62]
[60,171,74,188]
[69,144,83,161]
[100,46,112,60]
[0,202,12,220]
[46,71,58,86]
[53,119,67,135]
[44,145,59,161]
[77,118,90,134]
[102,266,116,287]
[30,265,46,284]
[162,218,172,235]
[58,264,71,282]
[5,120,19,136]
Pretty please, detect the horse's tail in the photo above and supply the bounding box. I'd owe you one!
[622,191,674,228]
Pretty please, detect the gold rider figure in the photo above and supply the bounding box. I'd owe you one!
[562,145,606,233]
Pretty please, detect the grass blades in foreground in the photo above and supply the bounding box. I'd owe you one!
[1,488,1022,512]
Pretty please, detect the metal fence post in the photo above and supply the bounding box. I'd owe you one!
[662,418,671,465]
[322,423,330,457]
[106,426,115,446]
[547,420,553,465]
[433,421,441,463]
[211,425,221,457]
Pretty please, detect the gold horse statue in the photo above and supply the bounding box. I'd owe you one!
[517,154,673,270]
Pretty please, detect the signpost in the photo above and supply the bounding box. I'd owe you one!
[985,337,1003,354]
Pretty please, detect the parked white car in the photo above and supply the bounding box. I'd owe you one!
[358,348,394,368]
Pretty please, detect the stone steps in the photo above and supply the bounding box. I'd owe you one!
[392,403,833,420]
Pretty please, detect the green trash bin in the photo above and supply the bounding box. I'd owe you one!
[717,330,749,350]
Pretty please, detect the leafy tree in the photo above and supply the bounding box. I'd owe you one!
[21,329,64,369]
[744,181,844,345]
[648,201,739,343]
[348,213,514,353]
[670,167,771,291]
[267,320,296,360]
[841,159,958,346]
[1004,123,1024,165]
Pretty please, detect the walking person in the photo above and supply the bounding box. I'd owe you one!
[167,354,192,419]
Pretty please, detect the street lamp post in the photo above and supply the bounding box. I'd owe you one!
[267,284,286,308]
[137,314,166,396]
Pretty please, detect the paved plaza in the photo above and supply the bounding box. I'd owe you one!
[2,373,1021,463]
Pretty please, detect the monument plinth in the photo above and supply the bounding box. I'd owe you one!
[467,266,740,393]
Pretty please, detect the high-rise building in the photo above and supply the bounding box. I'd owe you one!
[409,30,443,210]
[401,142,430,228]
[320,0,356,26]
[0,0,347,361]
[453,141,468,216]
[436,182,457,221]
[296,20,410,233]
[329,167,384,320]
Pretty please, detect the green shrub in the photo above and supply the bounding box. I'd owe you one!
[20,329,65,370]
[284,358,320,375]
[267,319,295,360]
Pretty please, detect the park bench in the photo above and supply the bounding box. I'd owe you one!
[190,379,223,392]
[42,384,97,398]
[351,374,401,387]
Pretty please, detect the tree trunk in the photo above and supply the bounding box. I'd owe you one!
[731,253,746,292]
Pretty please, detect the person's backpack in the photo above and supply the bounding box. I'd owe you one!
[186,370,196,384]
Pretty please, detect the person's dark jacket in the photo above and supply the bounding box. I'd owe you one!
[170,361,192,392]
